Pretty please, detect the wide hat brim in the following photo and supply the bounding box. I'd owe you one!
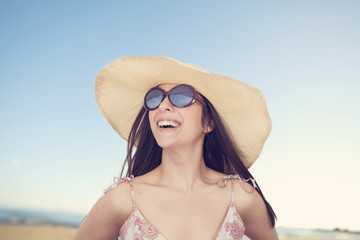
[95,56,271,168]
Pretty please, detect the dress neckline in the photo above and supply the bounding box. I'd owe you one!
[117,174,246,239]
[125,200,243,240]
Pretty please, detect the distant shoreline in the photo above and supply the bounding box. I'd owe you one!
[0,206,84,228]
[277,225,360,235]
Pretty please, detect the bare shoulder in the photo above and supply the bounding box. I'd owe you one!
[73,180,133,240]
[233,179,278,240]
[103,180,134,214]
[233,180,261,213]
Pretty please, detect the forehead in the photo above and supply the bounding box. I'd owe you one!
[157,83,178,91]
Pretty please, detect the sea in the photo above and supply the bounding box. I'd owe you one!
[0,207,359,239]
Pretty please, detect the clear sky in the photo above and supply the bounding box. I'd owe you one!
[0,0,359,231]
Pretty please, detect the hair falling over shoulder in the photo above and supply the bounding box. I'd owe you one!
[120,96,277,227]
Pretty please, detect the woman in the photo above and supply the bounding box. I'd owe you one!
[74,56,278,240]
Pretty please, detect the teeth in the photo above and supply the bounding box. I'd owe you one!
[157,120,180,128]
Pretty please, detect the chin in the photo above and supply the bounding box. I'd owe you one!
[155,140,176,149]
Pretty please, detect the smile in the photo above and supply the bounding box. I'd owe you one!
[157,120,180,128]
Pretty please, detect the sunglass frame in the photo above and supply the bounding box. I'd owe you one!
[144,84,203,110]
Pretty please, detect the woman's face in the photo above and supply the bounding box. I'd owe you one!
[148,83,206,150]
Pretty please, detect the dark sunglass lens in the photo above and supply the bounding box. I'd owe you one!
[169,85,194,107]
[145,89,163,109]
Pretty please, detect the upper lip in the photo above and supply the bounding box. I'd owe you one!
[156,118,182,127]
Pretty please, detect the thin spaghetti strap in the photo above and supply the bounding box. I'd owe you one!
[217,174,236,203]
[217,174,256,194]
[231,177,235,204]
[104,175,136,206]
[128,180,136,207]
[103,175,134,191]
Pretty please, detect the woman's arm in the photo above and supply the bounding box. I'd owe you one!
[73,183,133,240]
[235,182,278,240]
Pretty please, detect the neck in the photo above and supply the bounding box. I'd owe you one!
[154,142,212,192]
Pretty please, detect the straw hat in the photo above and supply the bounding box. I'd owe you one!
[95,56,271,168]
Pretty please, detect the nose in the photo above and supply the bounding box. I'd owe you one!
[158,96,174,111]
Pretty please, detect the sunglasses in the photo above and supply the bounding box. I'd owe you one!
[144,84,203,110]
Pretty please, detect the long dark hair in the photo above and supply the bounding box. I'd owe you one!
[120,94,277,227]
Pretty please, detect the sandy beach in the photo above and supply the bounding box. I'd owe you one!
[0,223,337,240]
[0,224,77,240]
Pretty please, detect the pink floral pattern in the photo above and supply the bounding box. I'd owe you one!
[215,204,245,240]
[134,216,160,239]
[117,207,165,240]
[225,220,244,239]
[119,208,133,236]
[134,233,144,240]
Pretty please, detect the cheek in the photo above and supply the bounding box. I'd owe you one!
[186,108,204,131]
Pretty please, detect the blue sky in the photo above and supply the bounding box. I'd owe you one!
[1,0,359,230]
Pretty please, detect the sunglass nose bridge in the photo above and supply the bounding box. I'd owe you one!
[158,94,174,110]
